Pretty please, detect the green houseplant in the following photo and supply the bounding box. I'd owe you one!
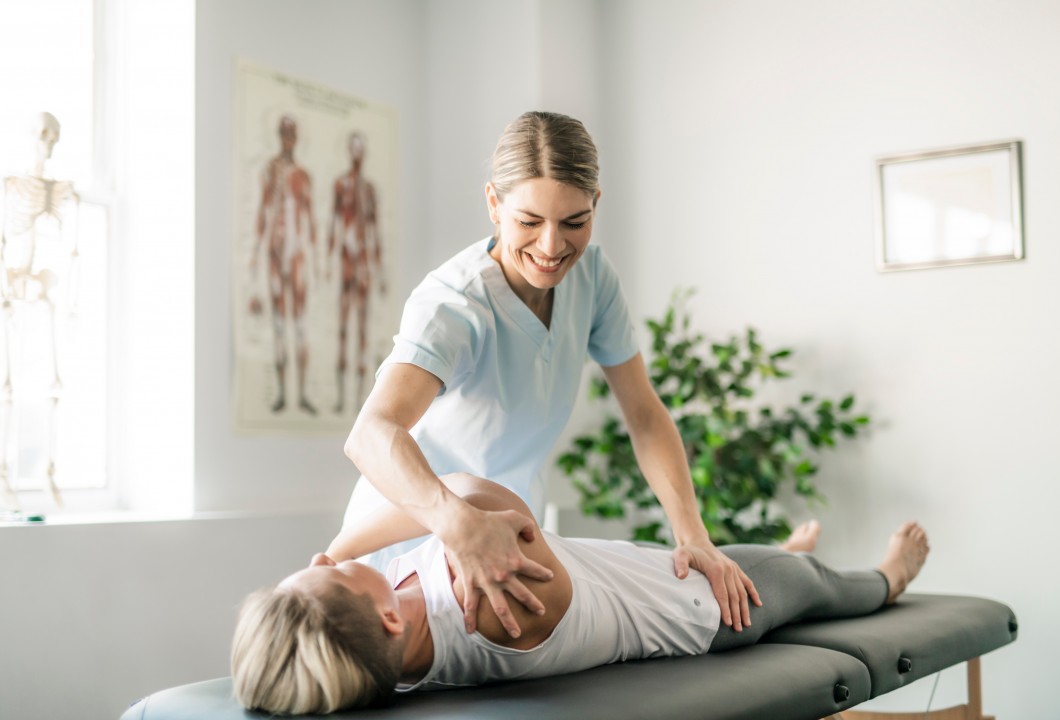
[557,290,870,546]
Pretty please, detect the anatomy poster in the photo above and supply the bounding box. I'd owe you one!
[233,58,398,433]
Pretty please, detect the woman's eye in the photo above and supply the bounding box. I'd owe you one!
[516,219,587,229]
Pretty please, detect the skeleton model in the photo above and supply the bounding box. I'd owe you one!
[0,112,80,509]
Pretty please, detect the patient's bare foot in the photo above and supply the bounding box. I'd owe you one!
[780,520,821,553]
[877,521,930,604]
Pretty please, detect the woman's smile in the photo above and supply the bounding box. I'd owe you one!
[525,252,565,271]
[487,176,598,306]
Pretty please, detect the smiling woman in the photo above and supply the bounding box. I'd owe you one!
[339,111,760,648]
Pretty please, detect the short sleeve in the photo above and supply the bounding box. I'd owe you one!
[378,279,485,393]
[588,250,639,367]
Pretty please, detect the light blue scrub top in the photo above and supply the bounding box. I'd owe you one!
[344,237,638,568]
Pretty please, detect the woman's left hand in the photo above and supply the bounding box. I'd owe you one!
[673,539,762,631]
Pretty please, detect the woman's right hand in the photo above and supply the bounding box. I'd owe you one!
[442,505,554,638]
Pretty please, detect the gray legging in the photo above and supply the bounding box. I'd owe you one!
[708,544,889,653]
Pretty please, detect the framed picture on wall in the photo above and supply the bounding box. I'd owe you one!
[874,139,1024,272]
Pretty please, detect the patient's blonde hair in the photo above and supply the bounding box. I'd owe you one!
[231,581,403,715]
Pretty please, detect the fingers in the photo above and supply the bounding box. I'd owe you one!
[483,586,523,639]
[501,512,552,584]
[729,564,762,630]
[720,568,746,631]
[517,556,554,584]
[733,572,750,631]
[448,507,560,639]
[672,548,690,580]
[712,562,756,631]
[463,573,540,638]
[744,572,763,607]
[502,575,546,618]
[500,512,551,583]
[715,581,733,628]
[739,571,762,628]
[463,583,481,634]
[669,542,763,632]
[502,509,537,545]
[464,568,546,638]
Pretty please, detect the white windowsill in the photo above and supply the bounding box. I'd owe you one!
[0,507,336,528]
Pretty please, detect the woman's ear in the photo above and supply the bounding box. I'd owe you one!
[484,182,501,224]
[593,189,602,209]
[380,608,404,637]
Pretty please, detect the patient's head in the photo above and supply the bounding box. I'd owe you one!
[231,555,405,715]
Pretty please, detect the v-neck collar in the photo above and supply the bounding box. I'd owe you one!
[482,237,561,353]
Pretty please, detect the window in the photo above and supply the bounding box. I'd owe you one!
[0,0,193,516]
[1,0,109,502]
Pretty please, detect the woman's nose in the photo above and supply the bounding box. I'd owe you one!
[309,552,335,567]
[538,223,564,255]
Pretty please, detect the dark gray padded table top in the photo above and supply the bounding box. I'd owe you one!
[121,643,871,720]
[763,593,1018,696]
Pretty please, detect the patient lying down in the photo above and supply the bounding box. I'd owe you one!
[231,474,929,715]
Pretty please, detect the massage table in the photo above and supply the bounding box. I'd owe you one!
[120,593,1017,720]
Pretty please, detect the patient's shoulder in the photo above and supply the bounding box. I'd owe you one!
[437,475,575,649]
[452,533,573,651]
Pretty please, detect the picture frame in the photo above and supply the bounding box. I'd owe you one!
[874,139,1024,272]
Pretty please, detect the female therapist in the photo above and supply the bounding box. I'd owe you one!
[343,111,760,640]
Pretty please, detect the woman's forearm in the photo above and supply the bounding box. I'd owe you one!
[345,414,475,545]
[626,399,712,545]
[603,355,712,546]
[334,418,496,560]
[344,364,479,547]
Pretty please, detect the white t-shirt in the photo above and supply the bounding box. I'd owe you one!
[344,238,638,565]
[389,532,722,691]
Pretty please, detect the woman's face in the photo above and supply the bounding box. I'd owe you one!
[486,177,598,299]
[281,553,398,612]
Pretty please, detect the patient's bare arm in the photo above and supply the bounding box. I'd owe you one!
[326,500,428,561]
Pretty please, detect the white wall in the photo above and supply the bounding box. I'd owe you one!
[595,1,1059,716]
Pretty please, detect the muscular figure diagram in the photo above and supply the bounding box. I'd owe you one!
[251,115,318,415]
[327,132,384,412]
[0,112,80,508]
